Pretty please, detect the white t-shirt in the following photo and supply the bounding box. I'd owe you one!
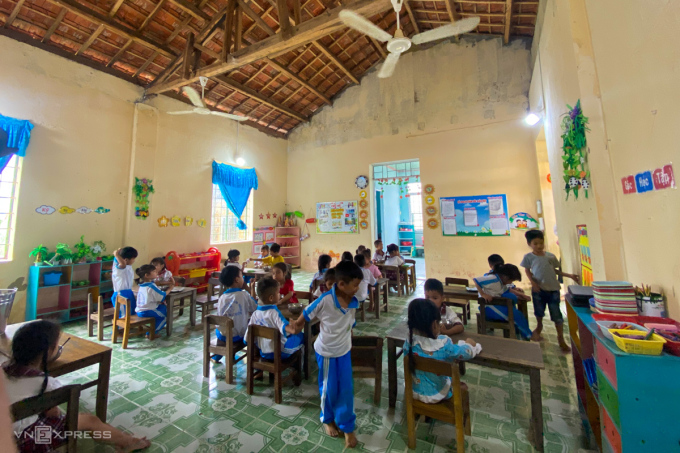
[473,274,508,298]
[112,264,134,292]
[4,373,61,432]
[384,255,405,266]
[136,282,166,312]
[373,250,386,262]
[217,288,257,340]
[155,269,173,283]
[356,267,377,302]
[246,305,301,355]
[303,287,358,357]
[441,305,463,326]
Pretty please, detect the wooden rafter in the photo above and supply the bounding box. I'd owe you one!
[237,0,275,36]
[169,0,210,22]
[76,23,105,55]
[108,0,126,17]
[107,39,133,66]
[4,0,27,28]
[138,0,168,32]
[403,1,419,34]
[504,0,513,44]
[41,8,67,42]
[313,40,359,84]
[146,0,392,95]
[276,0,292,39]
[265,57,331,105]
[369,36,387,59]
[444,0,460,22]
[134,50,159,77]
[222,0,236,60]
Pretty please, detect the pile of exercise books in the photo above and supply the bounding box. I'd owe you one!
[592,281,638,314]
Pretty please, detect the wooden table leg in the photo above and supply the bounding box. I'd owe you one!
[529,369,544,452]
[96,350,112,422]
[166,296,174,336]
[388,337,397,408]
[303,320,311,380]
[190,290,197,326]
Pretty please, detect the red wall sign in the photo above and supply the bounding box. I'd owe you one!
[653,164,675,190]
[621,175,636,194]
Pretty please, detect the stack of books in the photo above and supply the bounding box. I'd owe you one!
[592,281,638,314]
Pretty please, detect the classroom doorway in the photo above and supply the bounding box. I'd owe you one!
[372,160,426,280]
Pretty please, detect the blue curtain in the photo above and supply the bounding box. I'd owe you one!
[212,161,258,230]
[0,114,34,174]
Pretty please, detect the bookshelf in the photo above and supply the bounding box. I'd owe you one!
[276,226,300,269]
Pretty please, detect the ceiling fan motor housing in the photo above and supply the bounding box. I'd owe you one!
[387,36,412,54]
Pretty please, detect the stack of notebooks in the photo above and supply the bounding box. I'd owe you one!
[592,281,638,314]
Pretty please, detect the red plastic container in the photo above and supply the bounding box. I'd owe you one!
[592,314,680,356]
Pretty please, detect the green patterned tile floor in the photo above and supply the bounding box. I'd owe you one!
[60,271,597,452]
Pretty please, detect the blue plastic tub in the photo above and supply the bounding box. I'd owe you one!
[43,272,62,286]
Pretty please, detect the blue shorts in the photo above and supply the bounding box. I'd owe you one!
[532,290,563,323]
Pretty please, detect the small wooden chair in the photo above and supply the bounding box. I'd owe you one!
[196,277,222,325]
[87,293,115,341]
[404,355,470,452]
[404,259,417,293]
[351,336,383,404]
[203,315,247,384]
[476,296,516,338]
[444,277,471,324]
[11,384,81,452]
[296,290,313,305]
[112,295,156,349]
[380,265,407,296]
[246,325,302,404]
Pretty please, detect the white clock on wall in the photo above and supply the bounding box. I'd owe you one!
[355,175,369,189]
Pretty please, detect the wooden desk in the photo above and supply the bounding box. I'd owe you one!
[278,306,319,380]
[166,287,197,335]
[0,322,112,422]
[386,324,545,452]
[442,286,479,300]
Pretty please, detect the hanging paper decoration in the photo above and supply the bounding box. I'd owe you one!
[185,216,193,226]
[36,205,56,215]
[76,207,92,214]
[427,218,439,229]
[359,199,368,209]
[158,216,169,227]
[561,100,591,199]
[197,218,206,227]
[133,177,155,219]
[425,206,437,217]
[170,216,181,227]
[58,206,75,214]
[425,195,435,205]
[359,190,367,199]
[423,184,435,195]
[547,173,551,183]
[509,212,539,230]
[259,213,264,220]
[273,213,278,218]
[94,207,110,214]
[359,210,368,219]
[359,220,369,230]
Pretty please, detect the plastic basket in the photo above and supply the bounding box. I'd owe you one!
[596,321,647,341]
[609,328,666,355]
[43,272,62,286]
[188,268,206,279]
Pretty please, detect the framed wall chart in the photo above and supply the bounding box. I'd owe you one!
[316,201,358,234]
[439,194,510,236]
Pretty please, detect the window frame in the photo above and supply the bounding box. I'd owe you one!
[210,184,254,245]
[0,155,22,262]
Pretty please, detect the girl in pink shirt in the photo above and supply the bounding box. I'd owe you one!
[364,249,382,279]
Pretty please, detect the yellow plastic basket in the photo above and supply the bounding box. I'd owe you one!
[609,328,666,355]
[188,268,206,279]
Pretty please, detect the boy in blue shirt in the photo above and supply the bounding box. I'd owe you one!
[293,261,363,448]
[520,230,579,351]
[112,247,137,317]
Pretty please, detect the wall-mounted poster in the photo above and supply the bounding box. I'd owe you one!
[577,224,593,286]
[439,194,510,237]
[316,201,358,234]
[252,226,275,255]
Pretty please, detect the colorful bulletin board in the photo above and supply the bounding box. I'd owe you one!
[316,201,358,234]
[439,194,510,237]
[252,226,275,255]
[577,224,593,286]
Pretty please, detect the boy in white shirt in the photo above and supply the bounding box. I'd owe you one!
[135,264,172,334]
[353,254,376,311]
[112,246,137,317]
[293,261,363,448]
[384,243,405,266]
[245,277,303,360]
[372,239,385,262]
[212,266,257,363]
[424,278,464,335]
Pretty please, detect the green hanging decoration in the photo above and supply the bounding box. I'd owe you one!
[133,177,155,219]
[561,100,591,200]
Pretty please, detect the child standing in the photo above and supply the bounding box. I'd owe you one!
[486,254,504,275]
[272,262,298,304]
[245,277,304,359]
[310,254,332,292]
[313,269,336,297]
[424,279,464,335]
[151,256,175,286]
[363,249,382,279]
[211,266,257,363]
[474,264,532,340]
[3,321,150,453]
[136,265,171,334]
[269,244,285,265]
[294,261,363,448]
[520,230,579,351]
[373,240,385,262]
[354,254,377,311]
[404,299,481,404]
[112,247,138,316]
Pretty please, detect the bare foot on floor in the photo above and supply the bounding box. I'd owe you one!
[344,431,358,448]
[118,436,151,452]
[323,423,340,437]
[530,332,543,342]
[559,342,571,353]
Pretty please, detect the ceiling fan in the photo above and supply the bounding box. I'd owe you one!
[168,76,249,121]
[339,0,480,79]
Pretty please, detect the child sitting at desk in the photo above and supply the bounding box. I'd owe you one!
[373,240,385,262]
[363,249,382,279]
[383,243,406,284]
[136,264,172,334]
[404,299,481,404]
[151,256,175,286]
[3,320,150,453]
[474,264,532,340]
[245,277,304,360]
[211,266,257,363]
[354,254,376,311]
[313,269,335,297]
[273,262,298,304]
[486,254,504,275]
[424,278,464,335]
[310,254,332,293]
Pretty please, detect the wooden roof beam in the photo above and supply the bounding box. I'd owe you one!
[237,0,275,35]
[108,0,126,18]
[41,8,67,42]
[145,0,392,95]
[504,0,513,44]
[265,57,331,105]
[138,0,168,32]
[444,0,460,22]
[5,0,27,28]
[169,0,210,22]
[403,1,419,34]
[76,23,105,55]
[312,40,359,84]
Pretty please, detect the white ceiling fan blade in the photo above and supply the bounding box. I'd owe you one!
[182,86,206,108]
[411,17,481,45]
[167,110,196,115]
[378,52,401,79]
[211,111,250,121]
[339,10,392,42]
